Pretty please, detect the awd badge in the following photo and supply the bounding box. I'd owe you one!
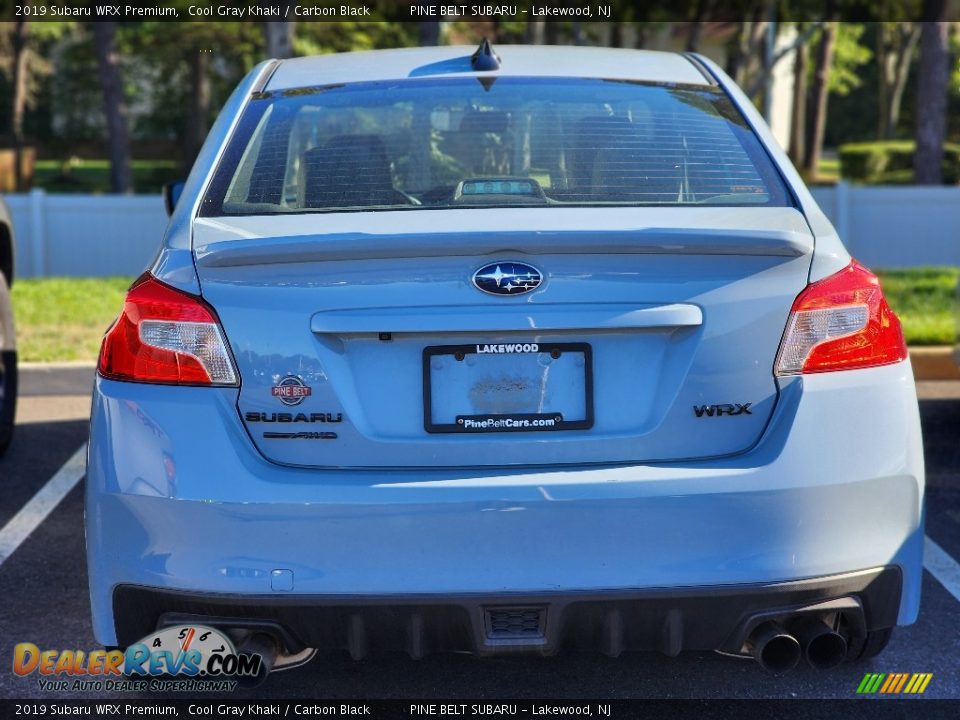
[272,375,312,406]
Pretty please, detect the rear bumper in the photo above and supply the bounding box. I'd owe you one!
[86,361,925,648]
[114,567,902,657]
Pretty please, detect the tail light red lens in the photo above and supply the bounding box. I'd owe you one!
[98,274,238,386]
[775,260,907,375]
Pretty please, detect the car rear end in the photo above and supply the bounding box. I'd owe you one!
[85,47,924,674]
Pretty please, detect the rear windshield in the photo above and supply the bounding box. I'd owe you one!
[200,77,791,216]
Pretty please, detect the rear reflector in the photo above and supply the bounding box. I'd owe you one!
[775,260,907,375]
[98,274,238,386]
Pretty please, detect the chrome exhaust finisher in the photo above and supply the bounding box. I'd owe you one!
[747,621,802,674]
[792,617,848,670]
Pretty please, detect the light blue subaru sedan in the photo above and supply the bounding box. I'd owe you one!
[86,43,924,676]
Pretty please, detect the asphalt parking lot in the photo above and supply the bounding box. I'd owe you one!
[0,371,958,706]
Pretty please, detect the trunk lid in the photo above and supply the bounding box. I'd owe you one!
[194,207,812,468]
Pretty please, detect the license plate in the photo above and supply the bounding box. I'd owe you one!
[423,342,593,433]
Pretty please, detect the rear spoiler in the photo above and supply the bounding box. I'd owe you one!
[195,228,811,268]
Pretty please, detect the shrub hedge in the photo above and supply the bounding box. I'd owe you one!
[838,141,960,184]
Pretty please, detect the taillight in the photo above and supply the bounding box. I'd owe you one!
[775,260,907,375]
[98,273,238,386]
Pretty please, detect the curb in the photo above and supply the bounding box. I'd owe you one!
[18,362,96,397]
[909,347,960,381]
[13,348,960,397]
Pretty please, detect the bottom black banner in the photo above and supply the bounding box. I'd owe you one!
[0,699,958,720]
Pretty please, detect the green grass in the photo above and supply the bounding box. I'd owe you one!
[32,159,180,194]
[8,269,958,362]
[11,277,133,362]
[876,267,959,346]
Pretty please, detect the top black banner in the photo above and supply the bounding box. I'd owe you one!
[6,0,960,23]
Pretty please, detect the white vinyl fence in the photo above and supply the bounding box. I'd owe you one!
[809,184,960,268]
[5,190,167,278]
[4,184,959,278]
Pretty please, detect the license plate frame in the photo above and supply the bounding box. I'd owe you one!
[422,342,594,434]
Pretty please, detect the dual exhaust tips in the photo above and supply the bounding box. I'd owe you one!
[748,617,847,674]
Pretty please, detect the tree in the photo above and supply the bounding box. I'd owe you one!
[295,17,415,55]
[802,14,838,178]
[1,21,64,189]
[913,7,950,184]
[184,48,211,170]
[129,19,263,173]
[90,22,131,194]
[788,29,808,166]
[264,23,295,58]
[419,21,440,46]
[525,20,545,45]
[685,0,714,53]
[262,2,295,58]
[726,16,768,87]
[827,23,873,96]
[9,21,29,191]
[876,23,921,139]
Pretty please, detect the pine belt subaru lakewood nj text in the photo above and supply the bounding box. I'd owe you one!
[86,42,925,678]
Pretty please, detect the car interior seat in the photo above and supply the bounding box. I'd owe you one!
[569,115,683,203]
[300,134,410,209]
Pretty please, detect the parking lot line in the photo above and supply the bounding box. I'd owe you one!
[923,536,960,604]
[0,443,86,567]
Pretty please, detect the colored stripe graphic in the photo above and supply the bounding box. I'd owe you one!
[879,673,899,693]
[857,672,932,694]
[905,673,933,694]
[884,673,909,693]
[857,673,885,693]
[893,673,910,693]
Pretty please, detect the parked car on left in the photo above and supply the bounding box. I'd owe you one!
[0,197,17,455]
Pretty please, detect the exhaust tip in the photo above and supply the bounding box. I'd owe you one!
[236,633,279,687]
[807,632,847,669]
[793,617,847,670]
[748,621,801,674]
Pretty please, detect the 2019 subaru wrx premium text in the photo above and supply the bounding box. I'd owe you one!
[86,44,924,676]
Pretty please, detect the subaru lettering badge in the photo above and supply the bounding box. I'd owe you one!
[472,262,543,296]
